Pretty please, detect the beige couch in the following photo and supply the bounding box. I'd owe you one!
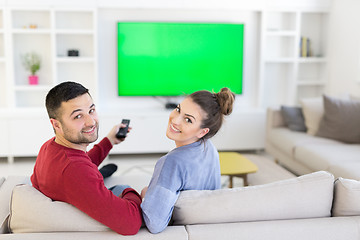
[2,171,360,240]
[266,107,360,180]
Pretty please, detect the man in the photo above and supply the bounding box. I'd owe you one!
[31,81,142,235]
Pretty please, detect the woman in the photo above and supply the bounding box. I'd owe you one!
[141,88,235,234]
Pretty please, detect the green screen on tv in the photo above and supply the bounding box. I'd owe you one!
[117,22,244,96]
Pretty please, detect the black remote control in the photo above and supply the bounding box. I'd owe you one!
[116,119,130,139]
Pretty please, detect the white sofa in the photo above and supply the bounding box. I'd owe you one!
[266,107,360,180]
[2,171,360,240]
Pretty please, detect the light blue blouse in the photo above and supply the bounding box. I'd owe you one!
[141,140,221,234]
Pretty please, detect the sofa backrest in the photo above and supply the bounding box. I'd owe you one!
[332,177,360,217]
[0,176,29,234]
[172,171,334,225]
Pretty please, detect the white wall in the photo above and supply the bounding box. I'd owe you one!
[328,0,360,96]
[97,8,260,113]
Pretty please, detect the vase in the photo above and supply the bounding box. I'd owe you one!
[28,75,39,85]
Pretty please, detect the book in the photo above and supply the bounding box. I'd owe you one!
[300,36,311,57]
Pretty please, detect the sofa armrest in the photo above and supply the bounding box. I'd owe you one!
[266,107,285,131]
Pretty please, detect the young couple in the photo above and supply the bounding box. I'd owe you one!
[30,81,235,235]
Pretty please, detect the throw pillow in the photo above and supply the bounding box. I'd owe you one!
[300,97,323,135]
[316,95,360,143]
[280,106,307,132]
[172,171,334,225]
[332,178,360,217]
[9,184,110,233]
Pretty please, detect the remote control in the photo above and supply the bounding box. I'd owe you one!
[116,119,130,139]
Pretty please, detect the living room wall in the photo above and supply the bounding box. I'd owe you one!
[97,8,260,112]
[328,0,360,97]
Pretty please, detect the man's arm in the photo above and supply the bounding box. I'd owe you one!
[87,123,130,166]
[63,161,142,235]
[87,137,113,166]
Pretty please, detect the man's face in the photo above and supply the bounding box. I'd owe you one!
[53,93,99,148]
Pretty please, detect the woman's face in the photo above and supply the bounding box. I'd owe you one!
[166,97,209,148]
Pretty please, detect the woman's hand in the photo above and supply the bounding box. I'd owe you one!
[141,186,148,199]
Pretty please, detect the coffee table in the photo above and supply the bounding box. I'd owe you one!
[219,152,258,187]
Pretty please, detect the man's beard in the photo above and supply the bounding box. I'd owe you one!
[63,122,99,145]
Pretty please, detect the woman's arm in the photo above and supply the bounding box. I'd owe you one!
[141,185,179,234]
[141,153,184,233]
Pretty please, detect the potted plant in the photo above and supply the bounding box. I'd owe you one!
[21,52,41,85]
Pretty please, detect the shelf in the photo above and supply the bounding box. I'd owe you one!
[3,8,98,109]
[298,57,327,63]
[265,35,296,59]
[265,58,296,63]
[0,10,3,30]
[11,29,51,34]
[56,34,94,58]
[296,85,325,102]
[11,9,51,29]
[14,85,52,91]
[296,81,326,86]
[265,11,297,32]
[55,10,94,30]
[56,57,95,63]
[15,90,49,108]
[265,30,297,36]
[55,29,94,35]
[260,10,329,107]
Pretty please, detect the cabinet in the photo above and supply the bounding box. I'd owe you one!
[4,8,97,109]
[259,10,329,107]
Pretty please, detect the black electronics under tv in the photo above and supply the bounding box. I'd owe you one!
[117,22,244,96]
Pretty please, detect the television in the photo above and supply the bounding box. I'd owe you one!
[117,22,244,96]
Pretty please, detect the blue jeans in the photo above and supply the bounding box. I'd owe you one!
[109,185,131,196]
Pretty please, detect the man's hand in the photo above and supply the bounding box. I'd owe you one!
[141,186,148,199]
[107,123,132,146]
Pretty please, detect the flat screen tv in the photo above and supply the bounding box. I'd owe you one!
[117,22,244,96]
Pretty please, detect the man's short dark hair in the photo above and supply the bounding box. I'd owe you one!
[46,81,90,119]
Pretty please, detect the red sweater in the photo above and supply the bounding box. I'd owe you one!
[31,137,142,235]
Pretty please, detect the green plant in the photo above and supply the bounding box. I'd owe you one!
[21,52,41,75]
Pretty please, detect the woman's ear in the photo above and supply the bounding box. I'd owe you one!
[197,128,210,139]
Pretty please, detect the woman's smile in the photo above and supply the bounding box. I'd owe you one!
[169,123,181,133]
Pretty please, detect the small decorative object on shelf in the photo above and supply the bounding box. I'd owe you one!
[68,49,79,57]
[21,52,41,85]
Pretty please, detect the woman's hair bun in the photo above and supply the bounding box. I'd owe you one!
[215,87,235,116]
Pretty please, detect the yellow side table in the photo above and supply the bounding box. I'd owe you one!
[219,152,258,187]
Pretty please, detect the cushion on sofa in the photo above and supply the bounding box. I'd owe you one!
[9,184,110,233]
[316,95,360,143]
[280,106,307,132]
[0,176,29,234]
[268,127,339,158]
[332,178,360,217]
[300,97,323,135]
[328,163,360,181]
[294,142,360,172]
[172,171,334,225]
